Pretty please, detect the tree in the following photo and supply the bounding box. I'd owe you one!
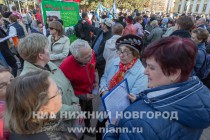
[80,0,151,12]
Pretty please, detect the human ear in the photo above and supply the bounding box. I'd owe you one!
[170,69,181,83]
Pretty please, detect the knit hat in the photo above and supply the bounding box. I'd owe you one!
[102,18,114,27]
[115,34,143,53]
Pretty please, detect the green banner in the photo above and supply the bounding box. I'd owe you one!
[41,0,79,42]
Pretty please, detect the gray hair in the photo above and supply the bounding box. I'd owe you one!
[150,20,159,27]
[18,33,48,64]
[70,39,90,57]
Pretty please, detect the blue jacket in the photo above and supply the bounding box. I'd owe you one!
[195,42,206,70]
[103,77,210,140]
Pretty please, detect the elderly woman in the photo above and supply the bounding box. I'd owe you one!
[5,71,76,139]
[147,20,163,43]
[48,21,70,66]
[191,28,209,79]
[103,36,210,140]
[18,33,80,122]
[96,34,148,140]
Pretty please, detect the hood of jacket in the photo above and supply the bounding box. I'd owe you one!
[170,30,191,38]
[141,77,210,129]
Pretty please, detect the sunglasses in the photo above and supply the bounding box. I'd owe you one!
[49,27,56,30]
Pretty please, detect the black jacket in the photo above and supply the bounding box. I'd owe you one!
[170,29,191,38]
[92,29,113,78]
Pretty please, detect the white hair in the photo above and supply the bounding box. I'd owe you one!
[70,39,90,57]
[150,20,159,27]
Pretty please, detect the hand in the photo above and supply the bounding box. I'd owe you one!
[86,94,94,101]
[93,83,98,88]
[101,90,108,96]
[105,118,118,126]
[78,116,84,125]
[128,93,136,103]
[74,104,81,111]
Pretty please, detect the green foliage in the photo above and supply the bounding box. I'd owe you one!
[80,0,150,11]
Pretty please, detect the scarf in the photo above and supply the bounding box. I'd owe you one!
[108,58,137,90]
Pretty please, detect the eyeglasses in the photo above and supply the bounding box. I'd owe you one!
[49,87,63,100]
[49,27,55,30]
[116,50,132,56]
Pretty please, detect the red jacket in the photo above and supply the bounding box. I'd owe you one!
[60,52,96,95]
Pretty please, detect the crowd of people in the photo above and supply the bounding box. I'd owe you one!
[0,4,210,140]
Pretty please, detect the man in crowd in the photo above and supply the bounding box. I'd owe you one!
[92,18,113,79]
[60,39,99,137]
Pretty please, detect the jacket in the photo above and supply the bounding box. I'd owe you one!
[103,35,121,69]
[170,30,191,38]
[147,26,163,43]
[20,61,80,116]
[103,77,210,140]
[94,30,113,78]
[9,121,77,140]
[195,43,206,70]
[48,35,70,66]
[134,23,144,37]
[7,22,25,39]
[162,26,175,37]
[123,24,137,35]
[59,52,96,96]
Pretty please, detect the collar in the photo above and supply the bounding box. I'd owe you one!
[49,35,67,44]
[73,56,87,67]
[140,76,202,107]
[23,61,58,72]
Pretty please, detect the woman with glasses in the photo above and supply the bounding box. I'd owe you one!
[96,34,148,140]
[48,21,70,66]
[5,71,77,140]
[18,33,81,130]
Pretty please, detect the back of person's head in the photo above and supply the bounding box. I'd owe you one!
[49,21,64,36]
[112,23,124,35]
[9,14,18,23]
[135,16,143,22]
[150,20,159,27]
[56,19,63,25]
[176,16,194,31]
[18,33,48,64]
[5,71,51,134]
[192,28,209,43]
[2,5,8,12]
[126,16,133,24]
[168,20,175,26]
[143,36,196,82]
[82,12,88,19]
[197,17,206,24]
[11,6,17,11]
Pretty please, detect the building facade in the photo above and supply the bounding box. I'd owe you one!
[173,0,210,15]
[149,0,176,13]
